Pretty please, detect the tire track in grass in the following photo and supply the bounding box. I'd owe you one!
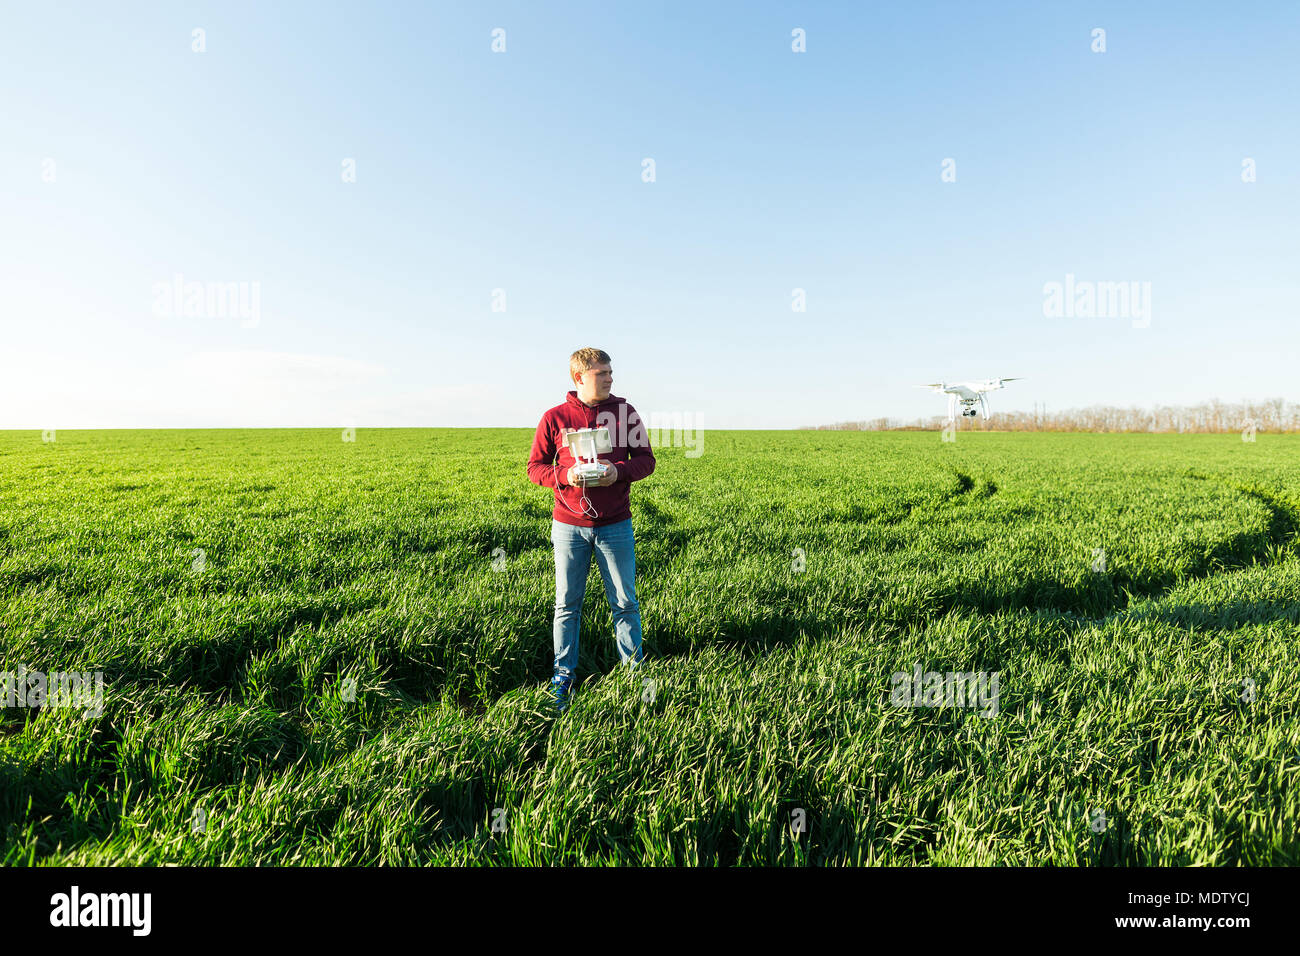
[832,469,996,527]
[633,496,693,578]
[949,474,1300,627]
[463,473,1009,715]
[452,469,1300,719]
[945,469,998,501]
[461,470,1008,716]
[1110,474,1300,629]
[1184,472,1300,562]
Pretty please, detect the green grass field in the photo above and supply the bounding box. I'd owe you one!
[1,428,1296,865]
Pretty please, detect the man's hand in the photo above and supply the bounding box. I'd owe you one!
[566,462,618,487]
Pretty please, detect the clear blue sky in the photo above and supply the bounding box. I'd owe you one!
[2,1,1296,428]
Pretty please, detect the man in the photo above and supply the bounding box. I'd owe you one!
[526,348,655,714]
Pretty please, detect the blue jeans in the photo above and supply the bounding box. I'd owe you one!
[551,517,644,684]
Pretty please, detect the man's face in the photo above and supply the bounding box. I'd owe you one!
[575,362,613,403]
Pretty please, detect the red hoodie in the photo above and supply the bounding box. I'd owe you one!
[527,391,656,527]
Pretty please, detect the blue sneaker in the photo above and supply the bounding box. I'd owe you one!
[550,677,573,714]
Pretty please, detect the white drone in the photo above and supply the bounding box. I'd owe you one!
[916,378,1024,421]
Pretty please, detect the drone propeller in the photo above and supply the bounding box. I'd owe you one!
[981,377,1025,390]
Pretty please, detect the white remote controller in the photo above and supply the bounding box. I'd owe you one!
[565,427,614,484]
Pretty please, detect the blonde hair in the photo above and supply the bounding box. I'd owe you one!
[569,347,611,382]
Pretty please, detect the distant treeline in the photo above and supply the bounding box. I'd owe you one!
[802,399,1300,433]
